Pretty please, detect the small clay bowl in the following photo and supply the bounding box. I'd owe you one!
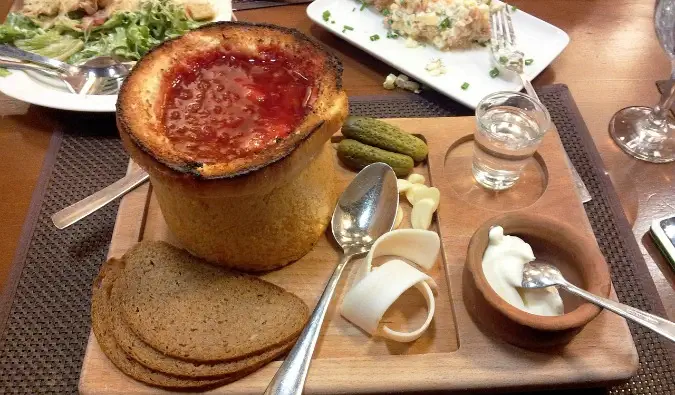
[466,212,611,332]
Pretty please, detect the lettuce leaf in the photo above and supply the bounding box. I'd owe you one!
[0,13,43,43]
[15,31,84,61]
[70,0,204,63]
[1,0,206,64]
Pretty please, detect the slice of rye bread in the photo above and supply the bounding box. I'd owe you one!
[119,241,310,362]
[110,275,296,378]
[91,258,239,389]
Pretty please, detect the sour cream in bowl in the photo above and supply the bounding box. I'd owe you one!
[482,226,564,317]
[466,213,611,335]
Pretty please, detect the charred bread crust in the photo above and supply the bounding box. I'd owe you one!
[119,94,347,197]
[117,22,346,186]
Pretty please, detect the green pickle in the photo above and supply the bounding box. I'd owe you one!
[342,116,428,162]
[337,139,414,177]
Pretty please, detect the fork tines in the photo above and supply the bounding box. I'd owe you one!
[490,5,517,53]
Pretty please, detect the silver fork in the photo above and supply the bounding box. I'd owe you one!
[489,5,592,203]
[490,5,536,97]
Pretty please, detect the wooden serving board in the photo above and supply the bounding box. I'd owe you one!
[79,117,638,394]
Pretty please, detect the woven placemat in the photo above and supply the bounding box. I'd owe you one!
[0,85,673,394]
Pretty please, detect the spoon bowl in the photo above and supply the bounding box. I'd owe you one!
[521,261,566,289]
[332,162,400,255]
[79,56,132,78]
[522,261,675,343]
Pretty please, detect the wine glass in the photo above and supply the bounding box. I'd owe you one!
[609,0,675,163]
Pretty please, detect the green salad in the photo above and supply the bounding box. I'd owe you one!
[0,0,204,65]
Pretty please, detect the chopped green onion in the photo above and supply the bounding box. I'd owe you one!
[360,1,367,10]
[382,9,391,16]
[486,0,492,5]
[322,10,331,22]
[511,5,518,11]
[343,25,354,33]
[439,17,451,30]
[352,7,356,11]
[461,82,470,90]
[499,55,508,64]
[489,67,500,78]
[388,19,393,25]
[524,58,534,65]
[370,34,380,41]
[400,0,405,5]
[331,20,336,24]
[386,30,399,39]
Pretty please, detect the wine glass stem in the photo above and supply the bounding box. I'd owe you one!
[650,68,675,126]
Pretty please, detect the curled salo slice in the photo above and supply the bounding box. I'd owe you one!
[341,229,441,342]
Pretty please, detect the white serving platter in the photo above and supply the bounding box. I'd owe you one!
[307,0,569,108]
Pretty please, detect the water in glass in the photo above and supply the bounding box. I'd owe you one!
[473,106,543,190]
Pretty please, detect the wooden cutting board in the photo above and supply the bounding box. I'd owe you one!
[79,117,638,394]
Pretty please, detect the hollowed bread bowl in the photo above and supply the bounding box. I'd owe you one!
[117,22,348,271]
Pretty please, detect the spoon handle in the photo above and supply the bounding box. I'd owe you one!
[561,282,675,342]
[264,253,354,395]
[51,168,149,229]
[0,60,62,77]
[0,45,74,74]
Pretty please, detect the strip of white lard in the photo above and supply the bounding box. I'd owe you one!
[482,226,564,316]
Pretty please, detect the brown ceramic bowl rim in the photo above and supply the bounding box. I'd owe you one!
[467,212,611,332]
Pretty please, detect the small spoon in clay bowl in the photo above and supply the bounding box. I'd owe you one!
[522,261,675,342]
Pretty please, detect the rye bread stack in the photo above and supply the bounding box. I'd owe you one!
[91,241,309,389]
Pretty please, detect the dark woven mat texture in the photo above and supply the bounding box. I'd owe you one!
[0,85,672,394]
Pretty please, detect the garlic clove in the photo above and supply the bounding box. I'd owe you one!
[405,184,428,205]
[411,187,440,210]
[397,179,413,194]
[411,198,436,230]
[407,173,425,184]
[394,204,404,229]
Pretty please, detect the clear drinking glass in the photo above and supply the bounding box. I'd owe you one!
[609,0,675,163]
[472,92,551,190]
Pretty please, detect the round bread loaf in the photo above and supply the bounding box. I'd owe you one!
[119,241,309,362]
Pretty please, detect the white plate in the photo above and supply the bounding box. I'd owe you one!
[0,0,232,113]
[307,0,569,108]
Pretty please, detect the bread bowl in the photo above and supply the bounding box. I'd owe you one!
[117,22,348,271]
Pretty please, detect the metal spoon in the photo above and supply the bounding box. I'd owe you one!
[0,45,129,78]
[51,168,149,229]
[0,45,129,94]
[522,261,675,342]
[0,58,125,95]
[264,162,399,395]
